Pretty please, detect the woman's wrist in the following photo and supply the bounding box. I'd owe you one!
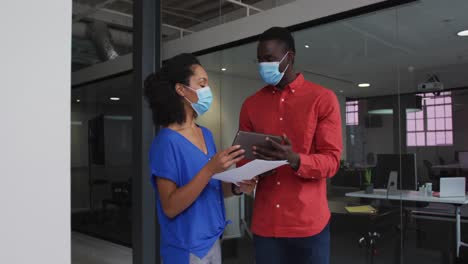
[203,163,216,177]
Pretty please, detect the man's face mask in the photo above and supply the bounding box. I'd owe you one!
[258,52,289,86]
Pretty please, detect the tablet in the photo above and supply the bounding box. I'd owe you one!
[232,130,282,160]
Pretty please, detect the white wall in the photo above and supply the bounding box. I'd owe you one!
[0,1,71,264]
[196,71,262,238]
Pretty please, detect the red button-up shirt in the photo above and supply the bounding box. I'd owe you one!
[239,73,342,238]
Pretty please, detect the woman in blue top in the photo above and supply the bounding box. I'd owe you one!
[144,53,256,264]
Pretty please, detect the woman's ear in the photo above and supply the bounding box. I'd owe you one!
[175,83,185,97]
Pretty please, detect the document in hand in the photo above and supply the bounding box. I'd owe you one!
[213,159,288,184]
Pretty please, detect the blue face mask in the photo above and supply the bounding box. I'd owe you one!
[184,86,213,116]
[258,52,290,85]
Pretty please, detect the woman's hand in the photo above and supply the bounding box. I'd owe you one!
[206,145,245,175]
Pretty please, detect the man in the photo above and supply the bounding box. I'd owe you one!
[239,27,342,264]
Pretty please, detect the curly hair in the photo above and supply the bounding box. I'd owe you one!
[144,53,201,127]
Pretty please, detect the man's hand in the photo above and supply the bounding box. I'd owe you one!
[236,177,258,195]
[252,134,300,171]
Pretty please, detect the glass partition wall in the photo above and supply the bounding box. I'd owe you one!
[71,74,134,246]
[195,0,468,263]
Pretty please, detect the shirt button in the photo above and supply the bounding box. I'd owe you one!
[273,91,276,94]
[277,181,281,185]
[276,204,280,208]
[281,98,285,102]
[280,117,283,121]
[292,89,295,93]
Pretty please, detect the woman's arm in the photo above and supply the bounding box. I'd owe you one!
[157,166,214,219]
[157,145,244,219]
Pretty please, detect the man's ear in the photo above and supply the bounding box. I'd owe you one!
[288,51,295,65]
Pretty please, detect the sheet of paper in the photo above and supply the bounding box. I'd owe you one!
[213,159,288,184]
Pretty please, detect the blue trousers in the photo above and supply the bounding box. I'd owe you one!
[254,224,330,264]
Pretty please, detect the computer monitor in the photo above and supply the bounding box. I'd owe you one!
[374,153,418,190]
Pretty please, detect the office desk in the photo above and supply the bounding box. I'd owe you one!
[346,189,468,258]
[432,164,468,170]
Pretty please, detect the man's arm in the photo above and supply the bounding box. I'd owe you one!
[295,91,342,179]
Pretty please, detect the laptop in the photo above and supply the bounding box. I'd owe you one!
[440,177,466,198]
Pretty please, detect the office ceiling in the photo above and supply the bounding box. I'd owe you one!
[74,0,263,28]
[198,0,468,98]
[73,0,468,102]
[72,0,265,71]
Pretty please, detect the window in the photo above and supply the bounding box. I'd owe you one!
[346,101,359,126]
[407,92,453,147]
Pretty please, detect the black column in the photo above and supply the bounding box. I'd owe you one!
[392,95,407,155]
[132,0,161,263]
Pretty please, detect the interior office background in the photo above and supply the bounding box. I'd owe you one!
[3,0,468,264]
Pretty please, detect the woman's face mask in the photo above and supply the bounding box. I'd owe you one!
[258,52,289,86]
[184,85,213,116]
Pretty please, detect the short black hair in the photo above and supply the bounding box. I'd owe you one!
[259,27,295,52]
[144,53,201,127]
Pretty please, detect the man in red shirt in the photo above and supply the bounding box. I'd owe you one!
[239,27,342,264]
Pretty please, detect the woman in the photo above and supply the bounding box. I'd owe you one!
[144,53,256,264]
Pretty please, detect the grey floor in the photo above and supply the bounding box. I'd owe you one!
[72,232,132,264]
[72,230,450,264]
[72,210,463,264]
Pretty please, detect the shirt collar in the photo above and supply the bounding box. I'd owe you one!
[269,73,305,94]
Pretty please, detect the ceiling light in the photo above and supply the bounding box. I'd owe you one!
[221,68,227,71]
[110,97,120,101]
[358,83,370,88]
[339,90,344,93]
[457,30,468,37]
[76,99,80,103]
[304,44,310,48]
